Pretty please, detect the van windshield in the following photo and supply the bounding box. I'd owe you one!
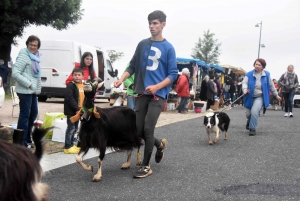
[106,60,113,76]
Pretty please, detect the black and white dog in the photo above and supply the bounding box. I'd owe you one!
[203,110,230,145]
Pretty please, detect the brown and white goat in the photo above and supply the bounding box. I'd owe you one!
[73,79,142,182]
[0,127,51,201]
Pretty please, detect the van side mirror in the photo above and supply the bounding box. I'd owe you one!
[114,69,118,77]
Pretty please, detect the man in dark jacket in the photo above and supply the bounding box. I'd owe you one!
[206,75,217,110]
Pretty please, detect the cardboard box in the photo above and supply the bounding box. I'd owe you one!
[210,100,219,110]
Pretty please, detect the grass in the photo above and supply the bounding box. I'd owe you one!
[44,140,64,154]
[5,93,11,99]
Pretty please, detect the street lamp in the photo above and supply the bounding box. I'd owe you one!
[255,21,265,58]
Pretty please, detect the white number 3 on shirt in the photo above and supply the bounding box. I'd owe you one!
[147,46,161,71]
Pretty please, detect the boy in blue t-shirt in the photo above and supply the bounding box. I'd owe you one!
[114,10,178,178]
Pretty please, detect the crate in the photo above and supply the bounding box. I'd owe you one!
[193,101,207,112]
[167,103,176,111]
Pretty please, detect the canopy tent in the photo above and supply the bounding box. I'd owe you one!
[208,63,225,73]
[220,64,246,75]
[176,57,208,69]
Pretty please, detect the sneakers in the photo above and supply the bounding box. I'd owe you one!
[180,111,188,114]
[249,129,256,136]
[246,122,249,130]
[275,105,278,110]
[133,166,152,178]
[155,138,167,163]
[289,112,293,117]
[26,144,35,149]
[284,113,289,117]
[64,145,80,154]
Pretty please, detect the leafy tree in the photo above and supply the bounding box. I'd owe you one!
[107,50,124,64]
[191,29,221,64]
[0,0,83,65]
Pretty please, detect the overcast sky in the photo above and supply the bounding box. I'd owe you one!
[11,0,300,80]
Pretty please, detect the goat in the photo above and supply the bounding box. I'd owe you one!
[72,78,142,182]
[0,127,51,201]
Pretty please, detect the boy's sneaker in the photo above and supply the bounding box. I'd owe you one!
[284,113,289,117]
[155,138,167,163]
[289,112,293,117]
[275,105,278,110]
[73,145,81,150]
[64,145,80,154]
[133,166,152,178]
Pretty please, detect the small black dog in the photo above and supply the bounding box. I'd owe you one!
[204,111,230,145]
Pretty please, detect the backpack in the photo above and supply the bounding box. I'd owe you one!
[283,72,296,79]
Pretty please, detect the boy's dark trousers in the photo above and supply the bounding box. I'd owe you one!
[135,95,164,166]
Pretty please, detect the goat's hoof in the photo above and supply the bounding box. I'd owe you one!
[213,140,218,144]
[224,137,228,140]
[121,163,130,169]
[209,141,213,145]
[92,174,102,182]
[136,161,142,166]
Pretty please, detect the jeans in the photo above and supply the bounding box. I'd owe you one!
[126,96,136,110]
[17,93,38,147]
[245,96,263,130]
[65,116,79,149]
[135,95,164,166]
[282,91,295,113]
[178,97,189,113]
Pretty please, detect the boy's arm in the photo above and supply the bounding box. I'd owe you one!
[65,84,80,112]
[123,64,134,89]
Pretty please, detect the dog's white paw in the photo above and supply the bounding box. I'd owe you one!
[92,174,102,182]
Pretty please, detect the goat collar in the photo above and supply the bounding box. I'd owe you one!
[69,106,100,124]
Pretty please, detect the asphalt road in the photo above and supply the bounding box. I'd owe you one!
[42,107,300,201]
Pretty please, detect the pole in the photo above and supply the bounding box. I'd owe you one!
[258,21,262,58]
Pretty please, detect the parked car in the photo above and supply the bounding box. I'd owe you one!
[0,76,5,108]
[38,40,118,102]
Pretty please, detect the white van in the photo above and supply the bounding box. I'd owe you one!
[38,40,118,102]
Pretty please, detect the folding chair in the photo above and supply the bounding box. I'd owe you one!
[10,86,19,118]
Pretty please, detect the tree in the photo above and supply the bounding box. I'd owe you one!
[0,0,83,66]
[191,29,221,64]
[107,50,124,64]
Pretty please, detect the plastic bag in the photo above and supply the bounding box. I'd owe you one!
[111,83,124,94]
[42,112,65,139]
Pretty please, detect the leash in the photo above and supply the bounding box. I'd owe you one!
[219,93,246,112]
[111,86,160,100]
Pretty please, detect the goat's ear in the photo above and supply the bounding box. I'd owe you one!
[97,81,105,90]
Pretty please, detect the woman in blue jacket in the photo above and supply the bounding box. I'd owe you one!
[242,58,281,136]
[12,35,42,148]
